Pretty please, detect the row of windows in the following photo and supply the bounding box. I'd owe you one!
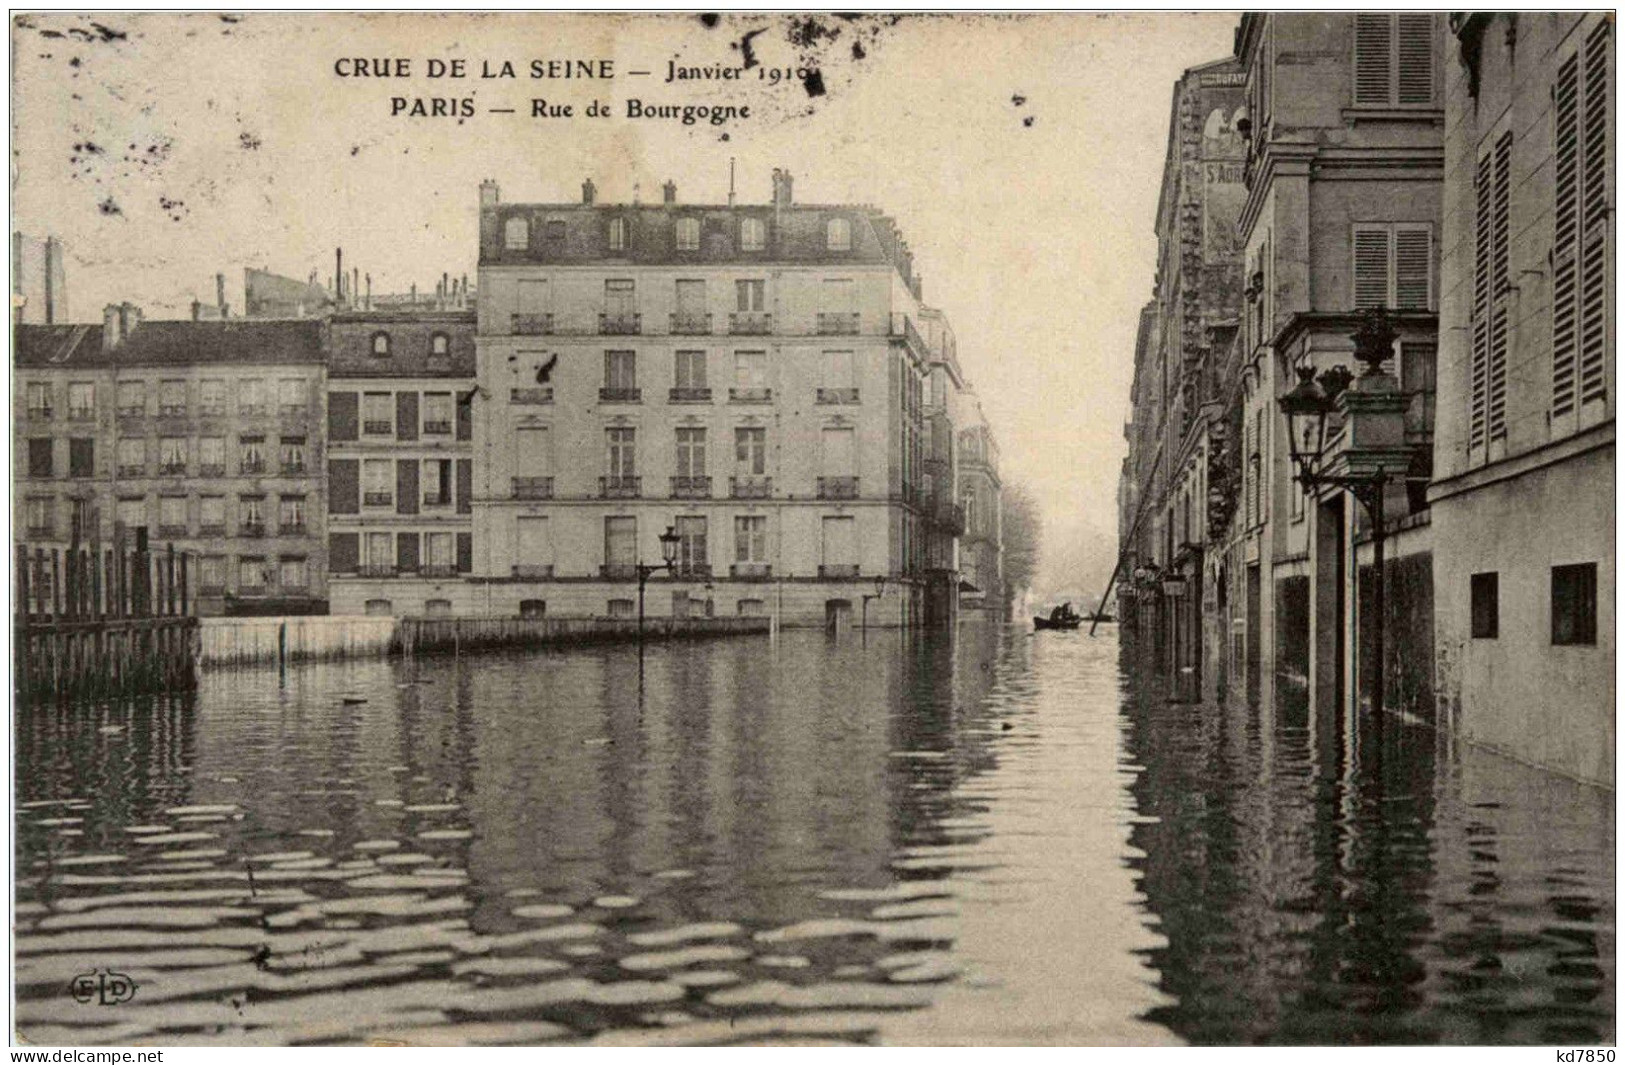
[23,378,311,420]
[1469,563,1599,646]
[195,555,309,593]
[506,426,858,485]
[499,348,862,406]
[504,277,861,336]
[332,530,470,577]
[21,493,311,539]
[369,331,453,359]
[503,215,853,254]
[331,458,469,514]
[327,390,472,444]
[24,436,310,479]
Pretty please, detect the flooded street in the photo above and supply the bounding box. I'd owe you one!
[15,624,1614,1046]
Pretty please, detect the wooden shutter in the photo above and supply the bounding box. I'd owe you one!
[329,458,359,514]
[396,531,419,573]
[1396,14,1434,104]
[327,391,358,442]
[1553,53,1581,418]
[396,459,419,515]
[456,459,472,514]
[1579,21,1611,407]
[1354,14,1393,106]
[1353,227,1391,308]
[395,391,418,442]
[455,390,473,441]
[456,532,473,573]
[329,532,358,573]
[1395,228,1432,309]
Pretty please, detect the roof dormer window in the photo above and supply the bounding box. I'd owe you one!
[741,217,766,252]
[372,331,392,358]
[431,332,449,356]
[826,217,852,252]
[609,216,627,252]
[503,217,529,251]
[675,217,700,251]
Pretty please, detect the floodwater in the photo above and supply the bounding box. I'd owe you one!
[14,624,1614,1046]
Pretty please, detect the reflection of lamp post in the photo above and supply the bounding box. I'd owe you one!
[861,575,887,639]
[637,525,681,646]
[1277,308,1413,726]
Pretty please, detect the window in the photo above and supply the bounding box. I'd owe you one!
[69,438,94,478]
[821,426,856,475]
[676,516,707,574]
[198,556,226,591]
[279,378,304,413]
[365,531,393,570]
[68,382,94,420]
[736,279,766,312]
[605,278,636,315]
[606,427,636,478]
[516,516,553,574]
[279,558,307,590]
[734,350,767,389]
[200,436,226,474]
[371,332,391,358]
[279,496,306,533]
[159,436,186,473]
[240,435,266,474]
[604,350,637,392]
[735,515,767,563]
[159,495,187,532]
[117,381,145,417]
[675,350,708,391]
[159,380,186,416]
[239,379,266,416]
[423,392,453,435]
[520,598,547,619]
[735,427,766,475]
[1353,223,1432,311]
[239,496,266,533]
[424,532,454,572]
[1552,21,1612,421]
[604,516,637,567]
[608,598,635,618]
[423,459,452,505]
[675,217,700,251]
[741,217,766,251]
[26,381,53,419]
[115,496,146,531]
[280,436,306,473]
[363,459,393,506]
[365,598,393,616]
[27,439,52,478]
[363,392,393,435]
[431,332,450,357]
[117,437,145,475]
[676,428,707,477]
[826,216,852,251]
[504,216,529,250]
[515,426,553,479]
[200,496,225,532]
[1470,572,1499,639]
[608,216,627,251]
[737,597,765,616]
[1468,133,1512,452]
[239,557,266,589]
[820,515,857,572]
[199,379,225,416]
[1552,563,1598,645]
[1353,13,1435,107]
[24,497,52,536]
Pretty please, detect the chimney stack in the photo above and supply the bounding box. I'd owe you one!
[480,179,500,208]
[366,273,372,309]
[728,157,737,207]
[662,180,677,205]
[335,248,344,304]
[771,168,793,208]
[103,303,121,349]
[582,178,596,205]
[353,267,360,308]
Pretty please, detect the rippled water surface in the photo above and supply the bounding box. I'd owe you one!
[15,625,1614,1045]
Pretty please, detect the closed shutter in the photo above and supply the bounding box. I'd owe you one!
[396,459,419,515]
[456,390,473,441]
[329,458,359,514]
[329,532,358,573]
[396,391,419,442]
[328,391,358,442]
[1396,14,1434,104]
[1353,227,1391,308]
[1579,21,1611,407]
[1467,131,1513,445]
[1553,53,1581,417]
[1354,14,1393,106]
[1395,229,1432,309]
[1356,14,1434,107]
[456,532,472,573]
[396,531,419,573]
[456,459,472,514]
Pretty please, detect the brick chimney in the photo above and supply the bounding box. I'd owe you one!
[663,180,677,205]
[582,178,596,205]
[479,179,500,208]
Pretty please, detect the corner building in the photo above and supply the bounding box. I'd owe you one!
[470,172,951,627]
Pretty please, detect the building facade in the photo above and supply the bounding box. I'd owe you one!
[956,402,1003,616]
[14,310,329,614]
[325,310,477,616]
[1432,13,1614,786]
[468,172,967,628]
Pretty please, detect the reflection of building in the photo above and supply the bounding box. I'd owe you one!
[1432,14,1613,786]
[325,310,476,616]
[12,232,66,325]
[469,171,976,627]
[14,309,328,615]
[956,400,1003,615]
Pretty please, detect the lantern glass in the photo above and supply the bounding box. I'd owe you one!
[658,525,680,566]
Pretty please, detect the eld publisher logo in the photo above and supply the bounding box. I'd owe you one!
[69,969,137,1006]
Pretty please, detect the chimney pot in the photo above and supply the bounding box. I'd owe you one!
[662,180,677,205]
[582,178,597,205]
[480,179,500,208]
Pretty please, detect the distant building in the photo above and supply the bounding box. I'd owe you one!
[957,400,1003,616]
[14,310,329,615]
[244,267,335,319]
[13,232,67,325]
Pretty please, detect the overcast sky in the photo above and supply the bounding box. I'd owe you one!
[12,13,1236,597]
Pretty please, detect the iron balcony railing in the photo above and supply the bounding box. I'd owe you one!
[239,522,266,538]
[729,311,772,335]
[239,404,268,417]
[600,563,638,581]
[729,387,772,404]
[817,312,860,336]
[599,476,641,499]
[363,420,393,435]
[819,564,860,579]
[241,459,266,475]
[359,564,396,578]
[363,491,393,506]
[730,562,772,580]
[511,312,554,335]
[199,524,226,537]
[599,387,641,403]
[159,405,187,418]
[199,464,226,478]
[599,312,642,335]
[281,461,306,475]
[670,312,712,335]
[282,521,307,535]
[27,406,53,420]
[512,476,554,500]
[68,408,95,422]
[512,563,554,579]
[669,387,712,403]
[670,475,712,499]
[420,564,457,578]
[157,524,187,539]
[674,564,712,581]
[117,406,146,418]
[117,463,145,477]
[510,387,553,405]
[816,387,860,404]
[159,463,186,476]
[422,420,452,435]
[817,476,859,500]
[730,475,772,499]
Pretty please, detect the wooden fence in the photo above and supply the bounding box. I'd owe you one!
[400,615,770,656]
[200,616,399,669]
[14,532,200,702]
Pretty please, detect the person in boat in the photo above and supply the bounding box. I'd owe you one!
[1049,604,1065,623]
[1061,601,1077,621]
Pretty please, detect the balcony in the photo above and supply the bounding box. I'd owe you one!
[511,312,554,336]
[68,408,95,422]
[282,521,308,536]
[729,311,772,335]
[599,312,641,335]
[422,493,451,508]
[117,464,146,477]
[669,387,712,403]
[819,564,860,579]
[674,564,712,581]
[241,460,267,475]
[420,563,457,578]
[198,583,225,597]
[512,476,554,500]
[359,564,396,578]
[816,387,860,405]
[670,312,712,335]
[159,405,187,418]
[730,562,772,580]
[729,387,772,404]
[599,475,641,499]
[512,563,554,579]
[158,524,188,539]
[817,476,859,500]
[670,475,712,499]
[117,406,145,419]
[730,475,772,499]
[199,523,226,537]
[817,312,860,336]
[281,462,306,475]
[199,405,226,419]
[510,387,553,405]
[236,584,267,597]
[239,522,266,538]
[159,463,186,477]
[599,387,641,404]
[199,464,226,478]
[422,420,452,436]
[279,405,306,418]
[25,524,52,540]
[600,563,638,581]
[363,420,394,435]
[363,491,393,507]
[27,406,53,421]
[239,404,268,418]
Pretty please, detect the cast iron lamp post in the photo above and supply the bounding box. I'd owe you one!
[861,575,887,640]
[1276,308,1414,726]
[637,525,682,645]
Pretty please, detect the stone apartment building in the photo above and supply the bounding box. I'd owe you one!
[1432,13,1614,786]
[956,401,1003,616]
[325,310,476,616]
[14,309,328,614]
[468,171,962,627]
[919,305,971,628]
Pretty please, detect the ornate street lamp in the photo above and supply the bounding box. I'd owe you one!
[1276,307,1413,726]
[861,574,887,639]
[637,525,681,645]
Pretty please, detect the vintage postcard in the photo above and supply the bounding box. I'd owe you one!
[9,10,1615,1049]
